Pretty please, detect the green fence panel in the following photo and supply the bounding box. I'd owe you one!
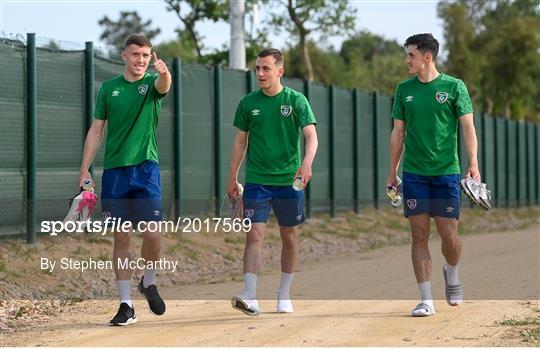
[483,115,496,200]
[220,68,248,199]
[181,64,214,215]
[475,114,484,176]
[309,83,330,212]
[507,120,518,207]
[334,88,354,210]
[156,77,175,219]
[283,77,303,94]
[357,91,374,208]
[536,124,540,205]
[517,122,527,207]
[526,123,536,205]
[35,50,85,226]
[494,118,507,206]
[375,94,392,208]
[0,40,26,237]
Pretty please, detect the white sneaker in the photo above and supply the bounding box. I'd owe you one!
[411,302,436,317]
[277,298,294,313]
[231,294,261,316]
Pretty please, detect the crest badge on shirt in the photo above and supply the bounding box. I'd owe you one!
[138,84,148,95]
[280,105,293,117]
[435,92,448,104]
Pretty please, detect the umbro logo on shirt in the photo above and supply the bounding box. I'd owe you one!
[112,90,120,97]
[405,95,413,102]
[251,109,260,116]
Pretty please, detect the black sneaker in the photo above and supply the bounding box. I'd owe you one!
[109,303,137,326]
[138,276,166,315]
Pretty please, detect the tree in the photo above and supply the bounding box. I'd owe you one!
[98,11,161,53]
[265,0,357,81]
[164,0,228,59]
[339,31,406,94]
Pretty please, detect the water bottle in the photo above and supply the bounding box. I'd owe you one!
[81,179,93,192]
[386,176,402,207]
[292,176,303,191]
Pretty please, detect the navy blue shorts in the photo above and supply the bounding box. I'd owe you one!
[101,160,163,225]
[242,183,305,227]
[402,172,461,219]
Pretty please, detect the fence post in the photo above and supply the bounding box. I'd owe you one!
[536,124,540,205]
[353,88,360,214]
[525,122,530,206]
[26,33,36,244]
[480,113,486,183]
[246,70,254,92]
[303,79,312,218]
[372,92,379,209]
[505,118,510,208]
[173,58,183,218]
[329,84,336,217]
[84,41,94,175]
[493,117,499,207]
[214,65,222,216]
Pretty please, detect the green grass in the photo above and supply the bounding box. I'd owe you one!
[500,316,540,345]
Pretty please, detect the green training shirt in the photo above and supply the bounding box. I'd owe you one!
[95,73,165,170]
[392,73,474,176]
[234,86,317,186]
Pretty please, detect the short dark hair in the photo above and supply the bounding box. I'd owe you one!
[257,48,284,65]
[124,33,152,49]
[404,33,439,59]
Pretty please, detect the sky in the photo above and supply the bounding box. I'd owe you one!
[1,0,445,54]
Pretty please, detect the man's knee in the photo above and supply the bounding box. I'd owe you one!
[280,227,298,246]
[246,225,265,245]
[114,231,131,250]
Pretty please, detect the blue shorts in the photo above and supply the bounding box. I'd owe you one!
[402,172,461,219]
[101,160,163,225]
[242,183,305,227]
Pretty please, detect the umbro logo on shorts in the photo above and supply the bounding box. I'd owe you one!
[153,210,160,216]
[446,206,455,213]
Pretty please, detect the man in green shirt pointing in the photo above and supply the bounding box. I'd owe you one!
[387,33,481,317]
[79,33,171,325]
[228,48,318,315]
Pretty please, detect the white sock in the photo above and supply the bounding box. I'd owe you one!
[116,280,132,308]
[445,263,460,285]
[143,268,157,287]
[243,273,257,299]
[418,281,434,309]
[277,272,294,300]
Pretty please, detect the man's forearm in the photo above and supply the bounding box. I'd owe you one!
[302,132,318,166]
[80,129,103,173]
[156,72,172,94]
[462,126,478,166]
[228,140,247,181]
[389,128,404,175]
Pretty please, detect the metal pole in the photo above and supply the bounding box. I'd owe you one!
[173,58,183,218]
[329,85,336,217]
[372,92,379,209]
[214,65,222,216]
[229,0,246,70]
[26,33,36,244]
[352,89,360,213]
[84,41,94,175]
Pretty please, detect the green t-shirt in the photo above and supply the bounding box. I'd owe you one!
[392,73,474,176]
[234,86,317,186]
[95,73,165,170]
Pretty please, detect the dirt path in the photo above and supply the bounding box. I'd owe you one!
[3,228,539,346]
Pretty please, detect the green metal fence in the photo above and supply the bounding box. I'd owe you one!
[1,35,539,242]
